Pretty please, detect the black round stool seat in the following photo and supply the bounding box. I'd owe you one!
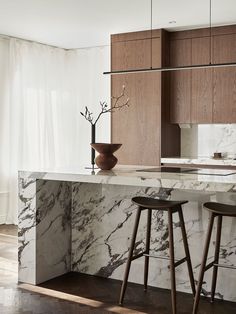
[132,196,188,210]
[204,202,236,217]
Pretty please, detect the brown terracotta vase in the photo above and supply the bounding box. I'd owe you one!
[90,143,122,170]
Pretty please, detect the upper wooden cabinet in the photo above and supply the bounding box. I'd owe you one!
[111,30,180,165]
[213,33,236,63]
[111,30,161,71]
[191,37,213,123]
[170,25,236,124]
[170,39,191,123]
[212,33,236,123]
[110,25,236,165]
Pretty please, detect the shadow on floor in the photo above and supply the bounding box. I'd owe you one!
[37,272,236,314]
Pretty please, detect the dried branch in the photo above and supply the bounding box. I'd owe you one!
[80,106,94,124]
[80,85,130,126]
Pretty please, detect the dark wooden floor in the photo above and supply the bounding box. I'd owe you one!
[0,224,236,314]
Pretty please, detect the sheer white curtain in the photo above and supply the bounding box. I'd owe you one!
[0,38,110,224]
[0,39,10,224]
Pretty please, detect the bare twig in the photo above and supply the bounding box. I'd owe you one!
[80,106,94,124]
[80,85,130,126]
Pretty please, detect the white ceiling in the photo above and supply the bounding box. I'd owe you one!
[0,0,235,49]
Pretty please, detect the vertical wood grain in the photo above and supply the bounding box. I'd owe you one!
[111,72,161,165]
[213,33,236,123]
[170,39,192,123]
[191,37,213,123]
[111,37,161,71]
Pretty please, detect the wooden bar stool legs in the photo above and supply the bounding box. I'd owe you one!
[192,213,223,314]
[211,215,222,302]
[178,207,196,296]
[193,213,215,314]
[168,209,177,314]
[119,206,142,305]
[119,198,195,314]
[193,201,236,313]
[144,209,152,291]
[168,207,196,314]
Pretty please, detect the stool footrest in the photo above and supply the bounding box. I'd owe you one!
[204,261,215,271]
[143,253,170,260]
[143,253,187,268]
[174,257,187,268]
[131,252,146,261]
[203,261,236,271]
[214,263,236,270]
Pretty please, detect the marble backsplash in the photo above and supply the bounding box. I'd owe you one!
[181,124,236,158]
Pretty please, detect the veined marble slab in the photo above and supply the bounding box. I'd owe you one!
[18,178,71,284]
[19,165,236,193]
[18,167,236,302]
[161,157,236,167]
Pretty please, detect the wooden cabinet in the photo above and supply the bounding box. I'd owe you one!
[111,30,180,165]
[111,30,161,71]
[191,37,213,123]
[213,33,236,123]
[111,72,161,165]
[170,39,192,123]
[170,35,213,124]
[110,25,236,165]
[170,26,236,124]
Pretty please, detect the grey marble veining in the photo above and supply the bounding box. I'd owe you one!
[18,176,37,284]
[18,168,236,302]
[181,124,236,158]
[36,180,71,283]
[18,177,72,284]
[70,183,236,301]
[18,166,236,193]
[161,157,236,167]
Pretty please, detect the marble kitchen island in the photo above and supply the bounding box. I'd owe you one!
[18,166,236,302]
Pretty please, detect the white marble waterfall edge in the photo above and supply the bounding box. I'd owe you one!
[19,178,71,284]
[18,168,236,302]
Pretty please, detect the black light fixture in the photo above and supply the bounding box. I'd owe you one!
[103,0,236,75]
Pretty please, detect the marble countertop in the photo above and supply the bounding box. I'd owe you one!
[161,157,236,166]
[19,165,236,193]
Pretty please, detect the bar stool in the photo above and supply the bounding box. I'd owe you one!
[119,196,196,314]
[193,202,236,314]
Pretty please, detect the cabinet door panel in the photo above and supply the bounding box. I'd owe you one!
[170,39,191,123]
[213,34,236,63]
[213,34,236,123]
[112,38,161,71]
[213,68,236,123]
[191,37,212,123]
[170,70,191,123]
[111,72,161,166]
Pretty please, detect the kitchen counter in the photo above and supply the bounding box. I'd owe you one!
[19,164,236,193]
[161,157,236,167]
[18,166,236,302]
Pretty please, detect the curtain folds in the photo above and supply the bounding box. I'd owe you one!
[0,38,110,224]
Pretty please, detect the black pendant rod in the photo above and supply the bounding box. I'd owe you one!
[103,62,236,75]
[150,0,153,69]
[210,0,212,65]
